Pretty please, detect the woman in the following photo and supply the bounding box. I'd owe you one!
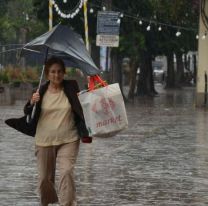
[6,57,92,206]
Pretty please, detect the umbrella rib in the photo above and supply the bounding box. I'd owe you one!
[23,48,43,54]
[0,47,22,54]
[24,47,98,70]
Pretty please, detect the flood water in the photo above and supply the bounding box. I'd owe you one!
[1,84,208,206]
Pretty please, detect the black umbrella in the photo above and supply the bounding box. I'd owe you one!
[21,23,100,123]
[21,23,100,76]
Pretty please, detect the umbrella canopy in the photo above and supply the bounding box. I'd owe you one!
[21,24,100,76]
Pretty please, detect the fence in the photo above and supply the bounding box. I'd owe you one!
[0,44,45,69]
[0,74,89,105]
[0,84,15,105]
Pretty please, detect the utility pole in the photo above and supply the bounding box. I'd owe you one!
[101,0,112,82]
[49,0,53,30]
[83,0,89,51]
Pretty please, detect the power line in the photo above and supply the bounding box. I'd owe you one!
[88,0,198,32]
[0,44,25,47]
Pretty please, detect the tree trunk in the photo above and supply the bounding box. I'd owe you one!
[183,54,193,85]
[150,58,157,94]
[128,59,138,99]
[137,51,157,96]
[111,52,127,101]
[111,50,120,83]
[184,54,190,72]
[175,52,184,87]
[165,53,175,88]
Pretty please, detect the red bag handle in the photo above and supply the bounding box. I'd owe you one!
[89,75,107,91]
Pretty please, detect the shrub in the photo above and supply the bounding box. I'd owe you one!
[12,80,21,87]
[66,68,77,76]
[25,67,39,81]
[0,71,9,83]
[2,65,39,84]
[31,80,39,88]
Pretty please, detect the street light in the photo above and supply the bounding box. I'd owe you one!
[146,25,151,31]
[176,30,181,37]
[25,14,29,21]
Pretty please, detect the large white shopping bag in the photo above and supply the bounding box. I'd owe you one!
[78,75,128,137]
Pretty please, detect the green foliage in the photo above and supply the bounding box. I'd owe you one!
[0,17,17,43]
[0,0,46,44]
[0,70,9,83]
[152,0,199,54]
[65,68,77,76]
[114,0,199,59]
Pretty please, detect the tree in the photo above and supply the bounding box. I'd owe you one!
[105,0,198,96]
[0,0,45,44]
[0,0,11,42]
[153,0,199,88]
[31,0,199,95]
[0,0,46,67]
[113,0,157,97]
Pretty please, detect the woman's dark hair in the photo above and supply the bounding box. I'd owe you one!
[44,56,66,76]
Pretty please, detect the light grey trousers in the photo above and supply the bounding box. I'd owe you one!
[35,140,80,206]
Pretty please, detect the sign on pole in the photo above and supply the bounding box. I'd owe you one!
[96,11,120,47]
[96,35,119,47]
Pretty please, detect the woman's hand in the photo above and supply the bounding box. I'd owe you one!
[30,90,40,105]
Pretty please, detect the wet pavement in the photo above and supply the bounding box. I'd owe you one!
[1,84,208,206]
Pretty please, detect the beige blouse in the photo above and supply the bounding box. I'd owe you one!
[35,89,79,146]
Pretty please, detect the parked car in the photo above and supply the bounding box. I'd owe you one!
[153,67,165,82]
[0,64,4,70]
[152,61,165,83]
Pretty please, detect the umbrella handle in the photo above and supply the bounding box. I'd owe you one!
[26,47,48,124]
[26,104,36,124]
[31,104,36,119]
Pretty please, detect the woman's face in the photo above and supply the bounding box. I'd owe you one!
[47,63,65,85]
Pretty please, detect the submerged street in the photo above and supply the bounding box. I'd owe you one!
[1,84,208,206]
